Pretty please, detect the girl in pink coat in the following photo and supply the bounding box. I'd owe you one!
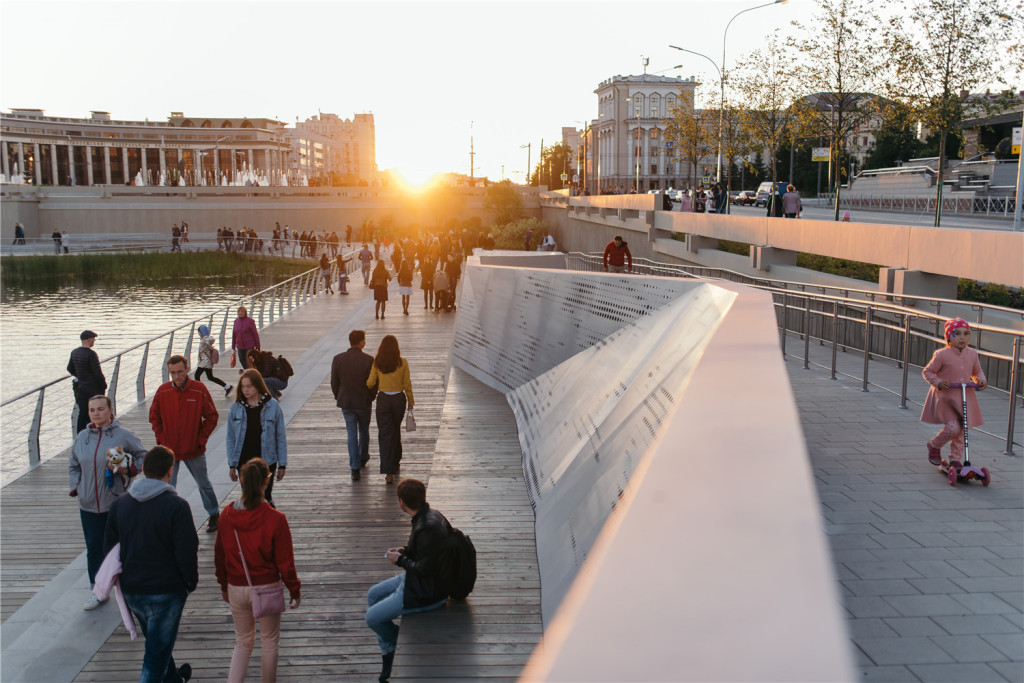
[921,318,988,465]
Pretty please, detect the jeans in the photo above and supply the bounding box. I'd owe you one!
[264,377,287,395]
[124,590,188,683]
[171,455,220,516]
[375,393,406,475]
[342,407,371,470]
[366,574,446,655]
[80,509,108,586]
[227,583,282,683]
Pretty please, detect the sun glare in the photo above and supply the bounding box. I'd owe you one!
[389,168,441,193]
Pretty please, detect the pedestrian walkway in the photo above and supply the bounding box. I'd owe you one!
[788,330,1023,682]
[2,270,1021,682]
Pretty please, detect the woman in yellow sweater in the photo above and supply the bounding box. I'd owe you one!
[366,334,414,483]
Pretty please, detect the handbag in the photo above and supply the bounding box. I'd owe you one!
[230,350,237,368]
[235,530,286,618]
[405,408,417,432]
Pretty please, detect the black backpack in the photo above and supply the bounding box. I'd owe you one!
[277,355,294,379]
[448,526,477,600]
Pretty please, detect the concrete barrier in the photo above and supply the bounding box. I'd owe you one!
[451,255,855,681]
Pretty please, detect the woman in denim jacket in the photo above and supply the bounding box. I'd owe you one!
[226,369,287,507]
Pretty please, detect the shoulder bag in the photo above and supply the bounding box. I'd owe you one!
[405,407,417,432]
[234,529,286,618]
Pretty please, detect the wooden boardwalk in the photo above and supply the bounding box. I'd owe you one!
[0,272,542,682]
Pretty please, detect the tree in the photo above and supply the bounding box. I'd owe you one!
[484,179,525,226]
[790,0,881,220]
[731,32,800,192]
[664,88,713,190]
[883,0,1022,225]
[863,101,925,169]
[530,142,573,190]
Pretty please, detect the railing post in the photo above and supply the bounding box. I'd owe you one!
[28,388,45,467]
[780,293,788,359]
[975,307,983,354]
[162,332,175,384]
[861,306,872,392]
[900,314,912,409]
[830,301,839,380]
[803,297,811,370]
[220,308,229,352]
[258,295,266,328]
[183,323,196,368]
[107,355,121,415]
[1005,336,1020,456]
[137,342,149,403]
[269,287,278,323]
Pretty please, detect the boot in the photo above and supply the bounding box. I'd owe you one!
[379,651,395,682]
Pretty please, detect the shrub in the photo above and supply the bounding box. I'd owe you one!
[490,217,550,250]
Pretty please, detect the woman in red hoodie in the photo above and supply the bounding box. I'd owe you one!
[214,458,301,683]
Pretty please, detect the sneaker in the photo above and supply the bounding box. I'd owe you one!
[927,444,942,466]
[351,469,361,481]
[206,515,219,533]
[385,474,394,484]
[83,594,105,611]
[177,663,192,682]
[225,384,233,397]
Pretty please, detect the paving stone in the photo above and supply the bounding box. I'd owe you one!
[849,618,900,639]
[950,593,1019,616]
[950,576,1023,593]
[845,561,923,580]
[870,533,926,549]
[932,614,1022,636]
[928,635,1009,663]
[885,594,976,618]
[907,577,964,595]
[947,559,1013,577]
[845,597,903,618]
[982,634,1024,660]
[855,636,955,665]
[989,659,1024,682]
[883,617,947,637]
[859,665,918,682]
[907,662,1009,683]
[905,560,968,579]
[844,579,922,597]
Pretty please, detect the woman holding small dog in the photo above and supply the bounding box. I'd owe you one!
[68,395,147,610]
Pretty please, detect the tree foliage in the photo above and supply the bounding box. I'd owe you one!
[664,88,713,189]
[530,141,573,189]
[731,32,800,184]
[483,179,525,226]
[863,101,925,169]
[882,0,1022,225]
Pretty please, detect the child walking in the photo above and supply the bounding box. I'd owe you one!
[921,318,988,465]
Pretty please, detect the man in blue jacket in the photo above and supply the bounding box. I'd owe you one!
[105,446,198,683]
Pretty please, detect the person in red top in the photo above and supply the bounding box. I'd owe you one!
[215,458,301,683]
[603,235,633,273]
[149,354,221,531]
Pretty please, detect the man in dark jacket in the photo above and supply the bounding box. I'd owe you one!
[149,355,220,531]
[105,446,198,683]
[367,478,453,682]
[68,330,107,433]
[331,330,377,480]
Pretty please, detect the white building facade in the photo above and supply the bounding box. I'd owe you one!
[591,74,699,193]
[288,112,376,184]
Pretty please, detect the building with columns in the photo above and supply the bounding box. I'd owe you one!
[590,74,700,193]
[0,109,363,187]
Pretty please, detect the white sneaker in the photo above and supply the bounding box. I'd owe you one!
[83,594,105,610]
[225,384,233,396]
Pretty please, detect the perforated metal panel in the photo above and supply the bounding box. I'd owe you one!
[451,265,737,624]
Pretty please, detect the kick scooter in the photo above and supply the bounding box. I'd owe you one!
[938,382,991,487]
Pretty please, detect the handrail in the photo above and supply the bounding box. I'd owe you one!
[569,252,1023,454]
[0,253,360,485]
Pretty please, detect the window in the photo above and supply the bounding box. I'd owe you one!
[651,164,658,174]
[649,129,660,140]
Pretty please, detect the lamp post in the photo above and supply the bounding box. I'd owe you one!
[670,0,788,203]
[574,120,592,194]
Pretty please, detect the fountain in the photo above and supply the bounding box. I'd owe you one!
[134,170,145,187]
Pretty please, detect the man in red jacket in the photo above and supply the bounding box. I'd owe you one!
[149,355,221,532]
[603,235,633,273]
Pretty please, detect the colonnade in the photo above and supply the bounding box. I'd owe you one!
[594,125,694,193]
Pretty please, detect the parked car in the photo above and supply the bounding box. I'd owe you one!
[734,190,757,206]
[753,191,770,207]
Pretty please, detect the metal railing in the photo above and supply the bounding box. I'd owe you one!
[819,194,1019,217]
[0,256,358,484]
[0,233,325,257]
[568,252,1023,454]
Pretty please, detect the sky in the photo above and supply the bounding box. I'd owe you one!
[2,0,819,185]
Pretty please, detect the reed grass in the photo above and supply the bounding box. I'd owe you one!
[1,252,312,285]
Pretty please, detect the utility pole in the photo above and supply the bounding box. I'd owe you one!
[521,142,531,184]
[469,121,475,186]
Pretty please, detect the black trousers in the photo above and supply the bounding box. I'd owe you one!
[375,393,406,475]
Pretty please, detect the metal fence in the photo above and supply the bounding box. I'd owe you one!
[0,233,316,257]
[568,252,1023,454]
[816,194,1019,217]
[0,257,358,485]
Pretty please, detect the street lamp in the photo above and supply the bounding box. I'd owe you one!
[574,120,592,194]
[671,0,787,209]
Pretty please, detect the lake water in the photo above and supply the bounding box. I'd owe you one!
[0,274,298,484]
